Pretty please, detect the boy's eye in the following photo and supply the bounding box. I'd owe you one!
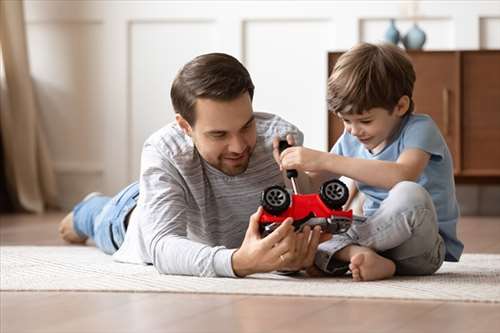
[360,120,372,124]
[342,119,351,124]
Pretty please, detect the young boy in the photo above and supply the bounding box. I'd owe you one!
[278,42,464,281]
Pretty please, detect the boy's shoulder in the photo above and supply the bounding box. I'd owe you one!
[401,113,440,138]
[406,113,435,126]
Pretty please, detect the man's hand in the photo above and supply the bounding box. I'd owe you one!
[232,207,296,277]
[231,207,333,277]
[278,225,332,272]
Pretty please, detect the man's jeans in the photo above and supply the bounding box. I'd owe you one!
[73,182,139,255]
[316,181,446,275]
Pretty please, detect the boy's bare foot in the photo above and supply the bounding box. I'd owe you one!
[349,251,395,281]
[58,212,87,244]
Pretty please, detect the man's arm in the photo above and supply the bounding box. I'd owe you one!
[139,145,238,277]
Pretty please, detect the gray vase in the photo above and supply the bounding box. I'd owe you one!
[384,19,400,45]
[402,23,426,50]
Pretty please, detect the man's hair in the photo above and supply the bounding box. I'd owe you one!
[170,53,255,125]
[327,43,416,116]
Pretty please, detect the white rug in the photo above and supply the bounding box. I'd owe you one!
[1,246,499,303]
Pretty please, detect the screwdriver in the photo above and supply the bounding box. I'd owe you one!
[278,140,299,194]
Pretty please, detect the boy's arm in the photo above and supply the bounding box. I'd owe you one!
[328,148,430,189]
[281,146,430,190]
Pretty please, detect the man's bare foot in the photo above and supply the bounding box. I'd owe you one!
[349,251,395,282]
[58,213,87,244]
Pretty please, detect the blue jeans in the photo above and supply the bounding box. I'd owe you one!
[73,182,139,254]
[316,181,446,275]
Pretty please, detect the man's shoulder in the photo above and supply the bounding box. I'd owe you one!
[254,112,303,144]
[144,122,194,160]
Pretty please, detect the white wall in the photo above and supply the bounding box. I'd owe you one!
[23,0,500,208]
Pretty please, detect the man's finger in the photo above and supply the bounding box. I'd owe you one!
[298,225,311,256]
[304,226,322,267]
[261,218,293,248]
[247,206,263,237]
[319,232,333,243]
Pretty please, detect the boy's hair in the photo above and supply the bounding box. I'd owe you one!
[171,53,255,125]
[327,43,416,116]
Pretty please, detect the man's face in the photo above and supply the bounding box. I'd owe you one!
[178,93,257,176]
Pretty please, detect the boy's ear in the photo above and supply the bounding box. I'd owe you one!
[175,114,193,136]
[394,95,410,117]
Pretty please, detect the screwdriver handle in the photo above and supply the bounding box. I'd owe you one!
[278,140,298,179]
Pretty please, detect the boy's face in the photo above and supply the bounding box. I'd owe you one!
[339,96,409,154]
[176,92,257,176]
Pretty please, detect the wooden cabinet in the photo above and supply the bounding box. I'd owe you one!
[327,50,500,181]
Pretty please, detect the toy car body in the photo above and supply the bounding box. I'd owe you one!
[259,179,354,237]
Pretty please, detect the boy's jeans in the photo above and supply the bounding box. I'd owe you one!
[316,181,446,275]
[73,182,139,255]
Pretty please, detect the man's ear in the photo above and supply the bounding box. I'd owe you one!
[394,95,410,117]
[175,114,192,136]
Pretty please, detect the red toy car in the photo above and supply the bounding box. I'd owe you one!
[259,178,354,237]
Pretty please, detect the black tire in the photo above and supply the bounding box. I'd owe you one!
[261,185,291,216]
[320,179,349,209]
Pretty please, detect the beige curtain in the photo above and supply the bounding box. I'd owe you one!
[0,0,58,213]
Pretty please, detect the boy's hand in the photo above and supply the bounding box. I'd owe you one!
[272,134,296,171]
[280,146,328,173]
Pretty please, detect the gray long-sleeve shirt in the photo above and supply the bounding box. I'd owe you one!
[113,112,302,277]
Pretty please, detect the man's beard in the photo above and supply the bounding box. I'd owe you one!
[219,148,252,176]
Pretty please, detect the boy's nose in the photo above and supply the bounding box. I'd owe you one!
[349,124,361,136]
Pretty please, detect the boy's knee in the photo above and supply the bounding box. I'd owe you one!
[390,181,433,209]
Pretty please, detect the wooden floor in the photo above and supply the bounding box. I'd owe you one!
[1,213,500,333]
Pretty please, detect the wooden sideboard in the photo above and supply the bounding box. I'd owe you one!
[327,50,500,182]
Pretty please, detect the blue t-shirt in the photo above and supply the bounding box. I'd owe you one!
[332,113,463,262]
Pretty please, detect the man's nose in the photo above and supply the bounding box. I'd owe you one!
[228,135,246,153]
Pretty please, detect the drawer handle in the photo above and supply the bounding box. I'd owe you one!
[442,88,450,136]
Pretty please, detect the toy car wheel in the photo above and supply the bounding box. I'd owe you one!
[261,185,291,216]
[320,179,349,209]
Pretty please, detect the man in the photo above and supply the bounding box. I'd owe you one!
[59,53,328,277]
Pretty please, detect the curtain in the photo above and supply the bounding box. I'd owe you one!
[0,0,58,213]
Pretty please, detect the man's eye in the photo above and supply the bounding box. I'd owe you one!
[211,133,226,138]
[361,120,372,124]
[343,119,351,124]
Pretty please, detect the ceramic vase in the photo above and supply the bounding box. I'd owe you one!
[384,19,400,45]
[402,23,426,50]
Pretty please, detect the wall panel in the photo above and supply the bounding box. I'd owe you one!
[129,20,218,179]
[244,19,334,150]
